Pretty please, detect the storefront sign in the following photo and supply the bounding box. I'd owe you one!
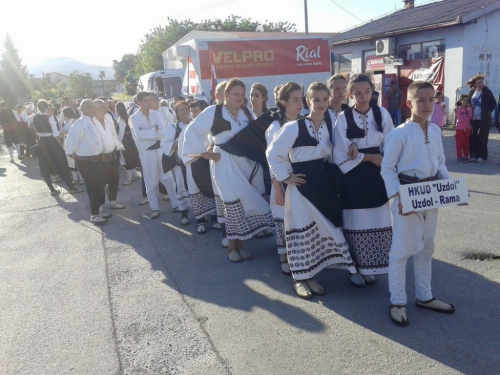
[399,177,469,213]
[365,55,385,72]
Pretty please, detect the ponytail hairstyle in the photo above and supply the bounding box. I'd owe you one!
[250,83,268,113]
[273,84,284,103]
[116,101,129,125]
[346,73,374,94]
[277,82,302,115]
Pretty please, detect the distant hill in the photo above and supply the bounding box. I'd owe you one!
[26,57,115,80]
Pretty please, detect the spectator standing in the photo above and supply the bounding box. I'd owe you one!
[387,81,404,126]
[466,74,496,162]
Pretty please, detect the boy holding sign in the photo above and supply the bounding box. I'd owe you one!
[381,81,457,326]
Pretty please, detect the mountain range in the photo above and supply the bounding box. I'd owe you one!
[26,57,115,80]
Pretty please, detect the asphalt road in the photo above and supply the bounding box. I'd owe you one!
[1,128,499,375]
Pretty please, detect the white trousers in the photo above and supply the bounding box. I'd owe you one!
[139,149,179,211]
[388,197,438,305]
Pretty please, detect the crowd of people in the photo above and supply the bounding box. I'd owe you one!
[5,71,494,327]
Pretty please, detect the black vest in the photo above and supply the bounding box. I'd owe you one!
[344,104,383,140]
[33,114,53,134]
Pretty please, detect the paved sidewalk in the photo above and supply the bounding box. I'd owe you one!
[0,128,499,375]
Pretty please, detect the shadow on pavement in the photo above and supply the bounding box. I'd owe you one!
[316,259,500,375]
[99,209,326,333]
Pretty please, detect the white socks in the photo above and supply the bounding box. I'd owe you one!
[8,147,14,160]
[126,169,133,181]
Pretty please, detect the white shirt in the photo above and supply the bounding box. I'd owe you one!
[94,116,123,153]
[161,120,189,157]
[158,107,175,128]
[333,106,393,173]
[130,109,166,153]
[65,115,104,157]
[381,120,450,199]
[267,118,333,182]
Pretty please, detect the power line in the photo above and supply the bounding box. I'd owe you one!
[330,0,365,23]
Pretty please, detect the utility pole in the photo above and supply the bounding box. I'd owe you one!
[304,0,309,36]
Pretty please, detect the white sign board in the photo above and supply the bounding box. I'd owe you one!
[399,178,469,213]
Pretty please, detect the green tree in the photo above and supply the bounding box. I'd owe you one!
[98,70,105,94]
[0,34,31,104]
[112,53,136,83]
[67,70,95,98]
[132,16,296,75]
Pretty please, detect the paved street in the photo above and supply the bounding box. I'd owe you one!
[1,129,499,375]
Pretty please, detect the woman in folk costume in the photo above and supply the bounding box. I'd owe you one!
[161,101,191,225]
[250,83,269,118]
[267,82,357,299]
[183,78,274,262]
[60,107,84,185]
[32,100,82,195]
[333,74,393,287]
[265,82,303,275]
[116,102,141,185]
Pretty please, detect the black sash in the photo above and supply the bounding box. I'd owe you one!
[162,122,183,173]
[191,158,214,198]
[217,105,272,195]
[292,159,343,228]
[340,146,388,209]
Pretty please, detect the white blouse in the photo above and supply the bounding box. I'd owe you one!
[162,121,189,157]
[266,118,333,183]
[95,116,123,153]
[333,106,393,174]
[182,105,256,164]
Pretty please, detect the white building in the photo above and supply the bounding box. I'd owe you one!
[330,0,500,121]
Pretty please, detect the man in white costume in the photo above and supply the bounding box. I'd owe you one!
[130,91,178,219]
[381,81,458,327]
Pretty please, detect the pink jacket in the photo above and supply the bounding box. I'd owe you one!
[431,103,446,128]
[455,106,472,130]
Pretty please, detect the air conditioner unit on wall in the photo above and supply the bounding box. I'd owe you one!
[376,38,396,56]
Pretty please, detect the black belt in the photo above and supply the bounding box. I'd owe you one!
[398,173,437,185]
[147,141,161,150]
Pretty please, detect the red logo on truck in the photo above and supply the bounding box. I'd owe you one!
[199,39,330,79]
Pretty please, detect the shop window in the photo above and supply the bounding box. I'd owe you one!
[399,40,445,60]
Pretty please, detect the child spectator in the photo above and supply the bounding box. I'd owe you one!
[454,94,472,163]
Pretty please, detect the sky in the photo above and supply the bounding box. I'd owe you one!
[1,0,411,68]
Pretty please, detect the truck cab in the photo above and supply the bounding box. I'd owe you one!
[137,69,184,99]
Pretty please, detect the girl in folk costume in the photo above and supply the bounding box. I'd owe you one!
[116,102,141,185]
[60,108,84,185]
[178,102,220,235]
[265,82,303,275]
[250,83,269,118]
[183,78,274,262]
[267,82,357,299]
[161,101,191,225]
[333,73,394,287]
[325,74,349,126]
[32,100,82,195]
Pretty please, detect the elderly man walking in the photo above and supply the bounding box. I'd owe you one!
[94,99,125,216]
[131,91,177,219]
[65,100,108,224]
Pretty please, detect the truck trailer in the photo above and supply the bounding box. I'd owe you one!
[161,32,333,105]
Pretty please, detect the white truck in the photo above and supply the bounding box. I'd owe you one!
[136,69,184,99]
[156,32,332,105]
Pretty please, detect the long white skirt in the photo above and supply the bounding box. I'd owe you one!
[212,146,274,241]
[285,185,356,281]
[185,163,216,220]
[342,203,392,276]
